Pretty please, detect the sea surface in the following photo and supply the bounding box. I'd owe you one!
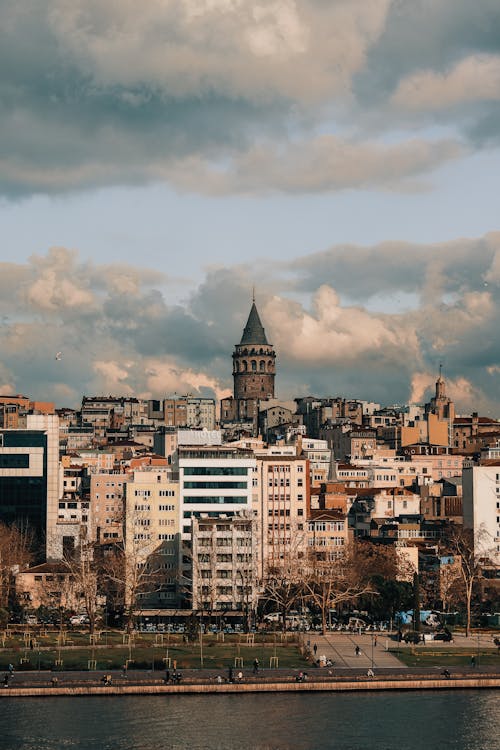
[2,691,499,750]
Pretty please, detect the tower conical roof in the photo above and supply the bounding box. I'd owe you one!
[240,302,269,345]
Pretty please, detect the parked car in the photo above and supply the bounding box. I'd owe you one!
[403,631,422,644]
[69,614,88,626]
[433,629,453,642]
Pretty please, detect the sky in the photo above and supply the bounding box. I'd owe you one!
[1,0,500,414]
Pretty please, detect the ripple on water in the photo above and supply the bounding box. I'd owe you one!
[1,690,499,750]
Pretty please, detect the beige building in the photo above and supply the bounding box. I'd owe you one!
[124,468,180,607]
[253,455,310,579]
[15,562,78,610]
[90,471,129,543]
[307,509,350,561]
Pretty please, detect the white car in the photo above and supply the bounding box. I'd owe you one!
[70,614,87,626]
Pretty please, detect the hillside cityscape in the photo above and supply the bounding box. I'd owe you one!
[0,299,499,635]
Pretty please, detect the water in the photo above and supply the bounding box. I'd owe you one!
[1,691,499,750]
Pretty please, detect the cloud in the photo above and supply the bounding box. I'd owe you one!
[165,135,463,194]
[391,55,500,112]
[1,0,490,196]
[288,232,500,304]
[1,236,500,413]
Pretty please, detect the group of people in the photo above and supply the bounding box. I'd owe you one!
[164,669,182,684]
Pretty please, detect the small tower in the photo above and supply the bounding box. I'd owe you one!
[425,365,455,422]
[233,299,276,400]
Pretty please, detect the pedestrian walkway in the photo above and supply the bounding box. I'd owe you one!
[309,633,406,670]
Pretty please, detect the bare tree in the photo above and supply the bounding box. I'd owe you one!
[303,545,375,635]
[261,527,306,631]
[104,541,164,633]
[61,541,104,634]
[0,522,34,609]
[446,525,492,637]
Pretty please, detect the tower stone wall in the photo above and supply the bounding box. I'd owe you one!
[232,302,276,400]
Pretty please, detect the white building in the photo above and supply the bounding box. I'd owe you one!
[178,445,256,540]
[463,463,500,564]
[191,513,258,614]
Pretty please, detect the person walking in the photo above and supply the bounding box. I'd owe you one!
[313,643,317,657]
[253,658,259,675]
[355,645,360,657]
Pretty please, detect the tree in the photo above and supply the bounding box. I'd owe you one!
[0,522,34,610]
[62,543,102,634]
[103,541,164,633]
[350,541,415,621]
[303,546,375,635]
[261,525,306,631]
[439,559,463,613]
[446,526,490,637]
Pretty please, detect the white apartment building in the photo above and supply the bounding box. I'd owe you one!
[300,438,332,487]
[463,463,500,564]
[191,513,258,613]
[178,445,256,540]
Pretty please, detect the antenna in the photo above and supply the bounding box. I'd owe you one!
[252,285,255,304]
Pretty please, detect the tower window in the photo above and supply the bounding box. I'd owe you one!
[260,360,265,371]
[251,360,257,372]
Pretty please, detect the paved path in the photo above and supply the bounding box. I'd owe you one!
[308,633,404,671]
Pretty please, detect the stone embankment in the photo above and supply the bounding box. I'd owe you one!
[1,675,499,697]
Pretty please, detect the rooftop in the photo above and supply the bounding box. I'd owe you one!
[239,302,269,346]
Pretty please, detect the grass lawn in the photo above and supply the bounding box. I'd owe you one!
[0,632,308,671]
[391,648,500,668]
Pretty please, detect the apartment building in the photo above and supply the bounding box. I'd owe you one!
[253,454,310,579]
[191,513,258,614]
[463,462,500,564]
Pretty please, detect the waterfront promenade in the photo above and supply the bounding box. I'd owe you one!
[0,669,499,697]
[1,630,498,696]
[302,631,498,670]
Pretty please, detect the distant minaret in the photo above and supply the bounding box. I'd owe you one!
[233,296,276,400]
[426,364,455,422]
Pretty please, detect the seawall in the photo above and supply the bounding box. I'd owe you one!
[1,677,499,697]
